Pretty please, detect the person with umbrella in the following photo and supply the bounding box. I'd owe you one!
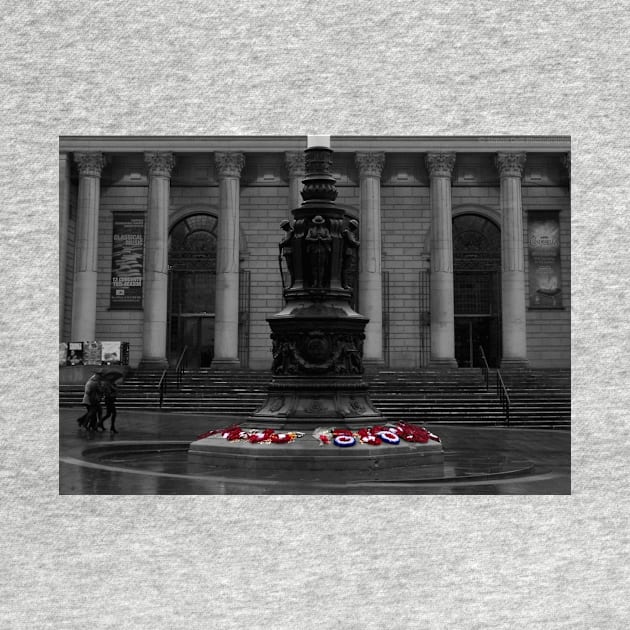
[76,371,105,431]
[98,368,123,433]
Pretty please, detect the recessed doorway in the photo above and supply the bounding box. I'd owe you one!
[174,314,214,368]
[167,214,217,368]
[453,213,501,367]
[454,316,500,368]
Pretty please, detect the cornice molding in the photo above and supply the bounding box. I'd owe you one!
[60,135,570,154]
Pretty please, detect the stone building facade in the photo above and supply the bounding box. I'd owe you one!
[59,136,571,371]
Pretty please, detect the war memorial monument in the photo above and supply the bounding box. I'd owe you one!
[189,141,444,477]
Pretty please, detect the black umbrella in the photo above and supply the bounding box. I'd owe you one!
[99,367,125,381]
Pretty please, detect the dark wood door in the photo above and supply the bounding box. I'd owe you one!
[177,315,214,368]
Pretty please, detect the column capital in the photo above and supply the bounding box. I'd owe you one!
[144,151,175,177]
[74,152,107,177]
[495,152,526,178]
[425,152,456,178]
[284,151,305,177]
[215,152,245,179]
[355,152,385,178]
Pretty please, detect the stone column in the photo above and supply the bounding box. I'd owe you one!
[425,152,457,368]
[495,152,528,367]
[355,152,385,366]
[71,152,106,341]
[59,153,71,341]
[285,151,305,212]
[142,152,175,368]
[213,152,245,368]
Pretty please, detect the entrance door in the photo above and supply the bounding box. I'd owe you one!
[453,214,502,367]
[167,214,218,367]
[455,317,498,367]
[455,319,473,367]
[179,315,215,368]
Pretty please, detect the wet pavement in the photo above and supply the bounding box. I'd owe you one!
[59,409,571,494]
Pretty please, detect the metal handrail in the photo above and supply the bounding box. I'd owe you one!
[479,345,490,391]
[496,370,511,426]
[158,346,188,408]
[158,368,168,408]
[479,345,510,424]
[175,345,188,390]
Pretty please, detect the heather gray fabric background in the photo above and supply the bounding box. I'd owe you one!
[1,1,629,628]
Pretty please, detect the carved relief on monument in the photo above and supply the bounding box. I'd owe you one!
[270,330,365,376]
[301,147,338,201]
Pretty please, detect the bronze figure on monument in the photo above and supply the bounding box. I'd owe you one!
[305,215,332,288]
[341,218,360,290]
[278,219,295,289]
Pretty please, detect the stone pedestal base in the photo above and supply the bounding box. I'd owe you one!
[249,376,384,429]
[189,432,444,479]
[250,299,385,428]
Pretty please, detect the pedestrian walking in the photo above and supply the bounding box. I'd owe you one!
[77,372,104,431]
[99,378,119,433]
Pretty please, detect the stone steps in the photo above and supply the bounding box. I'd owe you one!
[59,367,571,428]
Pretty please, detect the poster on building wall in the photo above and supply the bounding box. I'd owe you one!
[101,341,122,364]
[59,342,68,366]
[110,212,144,309]
[83,341,102,365]
[67,342,84,365]
[528,211,562,308]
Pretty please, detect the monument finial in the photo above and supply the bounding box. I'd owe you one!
[301,144,338,203]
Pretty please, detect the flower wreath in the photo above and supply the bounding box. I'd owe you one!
[313,422,440,448]
[196,425,304,444]
[196,422,439,448]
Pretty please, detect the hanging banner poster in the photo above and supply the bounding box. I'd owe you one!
[110,213,144,309]
[528,211,563,308]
